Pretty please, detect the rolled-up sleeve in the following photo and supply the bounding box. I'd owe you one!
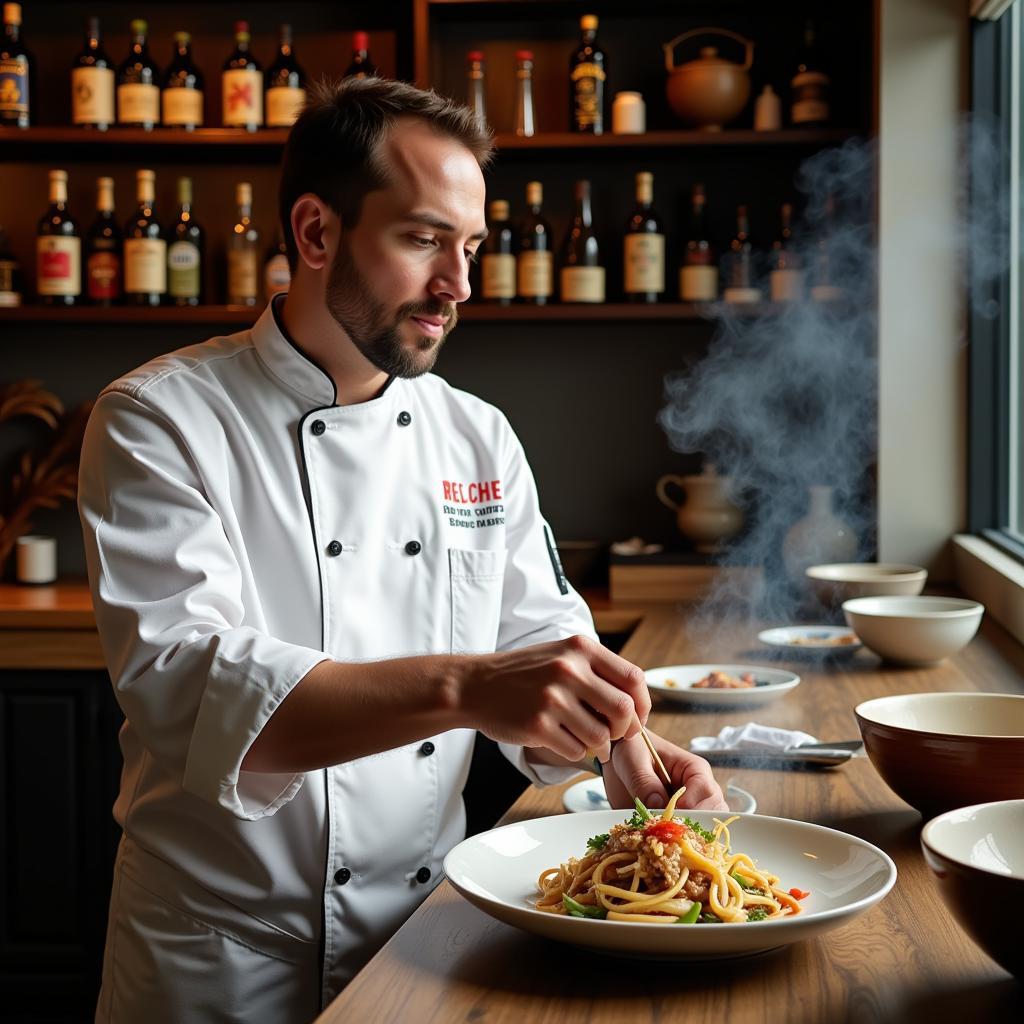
[78,388,328,820]
[492,417,600,786]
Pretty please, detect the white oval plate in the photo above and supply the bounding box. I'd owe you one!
[646,664,800,706]
[563,776,757,815]
[443,809,896,959]
[758,625,862,654]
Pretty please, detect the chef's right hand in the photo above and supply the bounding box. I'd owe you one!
[456,634,651,762]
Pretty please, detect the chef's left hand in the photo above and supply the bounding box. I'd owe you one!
[602,729,728,811]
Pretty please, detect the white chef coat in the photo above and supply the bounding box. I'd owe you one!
[78,296,597,1020]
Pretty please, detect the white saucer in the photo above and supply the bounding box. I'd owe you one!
[646,663,800,707]
[562,776,757,815]
[758,625,862,654]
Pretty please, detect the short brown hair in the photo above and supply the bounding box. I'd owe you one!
[279,77,495,270]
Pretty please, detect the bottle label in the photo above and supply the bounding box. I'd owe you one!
[118,82,160,124]
[266,86,306,127]
[481,253,515,299]
[37,237,81,296]
[168,240,201,298]
[0,56,29,115]
[517,250,552,298]
[228,249,259,300]
[223,68,263,126]
[560,266,605,303]
[163,87,204,126]
[72,66,115,125]
[124,237,167,294]
[572,62,605,129]
[624,234,664,294]
[0,258,21,305]
[87,250,121,300]
[770,268,804,303]
[264,253,291,298]
[680,265,718,302]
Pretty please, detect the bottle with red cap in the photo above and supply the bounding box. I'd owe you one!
[344,32,377,79]
[514,50,534,137]
[466,50,485,125]
[222,19,263,130]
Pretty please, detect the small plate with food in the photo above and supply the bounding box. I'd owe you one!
[757,625,862,655]
[645,664,801,707]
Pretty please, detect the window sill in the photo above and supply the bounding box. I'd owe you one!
[952,534,1024,646]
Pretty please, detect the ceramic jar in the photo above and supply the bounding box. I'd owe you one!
[663,27,754,131]
[656,465,744,553]
[782,485,859,584]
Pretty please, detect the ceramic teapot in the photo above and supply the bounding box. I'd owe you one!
[663,27,754,131]
[656,464,744,553]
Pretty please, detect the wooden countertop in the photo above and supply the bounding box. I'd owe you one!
[317,606,1024,1023]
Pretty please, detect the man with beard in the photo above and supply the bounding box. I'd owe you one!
[78,77,725,1024]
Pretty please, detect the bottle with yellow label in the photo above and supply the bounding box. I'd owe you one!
[570,14,605,134]
[560,180,604,304]
[624,171,664,303]
[163,32,204,130]
[72,16,114,130]
[117,20,160,129]
[480,200,514,305]
[0,2,31,128]
[124,169,166,306]
[517,181,552,305]
[37,170,80,305]
[222,21,262,130]
[228,182,260,305]
[265,24,306,127]
[680,183,718,302]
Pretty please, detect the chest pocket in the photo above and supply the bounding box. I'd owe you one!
[449,547,508,654]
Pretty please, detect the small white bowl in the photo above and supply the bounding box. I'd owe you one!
[646,663,800,707]
[842,595,983,664]
[805,562,927,603]
[921,800,1024,978]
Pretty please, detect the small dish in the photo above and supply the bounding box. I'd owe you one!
[758,625,862,654]
[563,776,758,815]
[645,664,801,707]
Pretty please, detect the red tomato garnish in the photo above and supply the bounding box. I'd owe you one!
[789,888,810,900]
[644,821,687,844]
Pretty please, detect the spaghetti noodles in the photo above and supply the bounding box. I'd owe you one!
[535,788,805,924]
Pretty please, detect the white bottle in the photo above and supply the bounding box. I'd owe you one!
[754,85,781,131]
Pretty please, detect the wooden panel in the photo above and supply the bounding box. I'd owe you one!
[609,562,762,602]
[0,632,106,670]
[0,581,96,629]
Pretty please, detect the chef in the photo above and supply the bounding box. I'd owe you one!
[78,76,725,1024]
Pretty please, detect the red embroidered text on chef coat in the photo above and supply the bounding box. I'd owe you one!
[442,479,503,504]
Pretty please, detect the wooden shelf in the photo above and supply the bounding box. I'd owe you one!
[0,302,801,326]
[491,129,859,151]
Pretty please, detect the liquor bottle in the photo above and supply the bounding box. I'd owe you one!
[466,50,486,126]
[679,183,718,302]
[344,32,378,79]
[263,226,290,300]
[123,168,166,306]
[223,21,262,131]
[570,14,605,134]
[517,181,552,305]
[72,16,114,130]
[85,176,122,305]
[0,225,23,307]
[168,177,204,306]
[0,2,31,128]
[769,202,802,302]
[722,204,761,304]
[36,169,80,306]
[265,24,306,127]
[228,182,260,305]
[480,199,514,305]
[163,31,204,130]
[811,194,844,302]
[623,171,664,303]
[513,50,535,137]
[117,20,160,129]
[791,20,830,128]
[560,180,604,303]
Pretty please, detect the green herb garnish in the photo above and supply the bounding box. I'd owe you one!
[730,871,765,894]
[625,797,652,829]
[746,906,770,922]
[562,893,606,919]
[684,817,716,843]
[586,833,609,851]
[699,912,721,923]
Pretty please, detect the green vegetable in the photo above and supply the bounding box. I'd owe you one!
[625,797,652,830]
[746,906,770,922]
[730,871,767,894]
[562,894,606,919]
[684,817,716,844]
[586,833,609,851]
[699,913,721,923]
[676,902,701,924]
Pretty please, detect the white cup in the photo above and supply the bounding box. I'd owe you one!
[612,92,646,134]
[16,535,57,584]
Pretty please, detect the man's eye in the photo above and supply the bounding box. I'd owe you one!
[411,236,436,248]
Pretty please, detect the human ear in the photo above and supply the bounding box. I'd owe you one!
[290,194,337,272]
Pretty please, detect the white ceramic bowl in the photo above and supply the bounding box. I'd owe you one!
[805,562,927,604]
[443,809,897,960]
[842,596,984,664]
[854,692,1024,815]
[921,800,1024,978]
[646,664,800,708]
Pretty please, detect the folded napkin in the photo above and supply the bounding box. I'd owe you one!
[690,722,819,753]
